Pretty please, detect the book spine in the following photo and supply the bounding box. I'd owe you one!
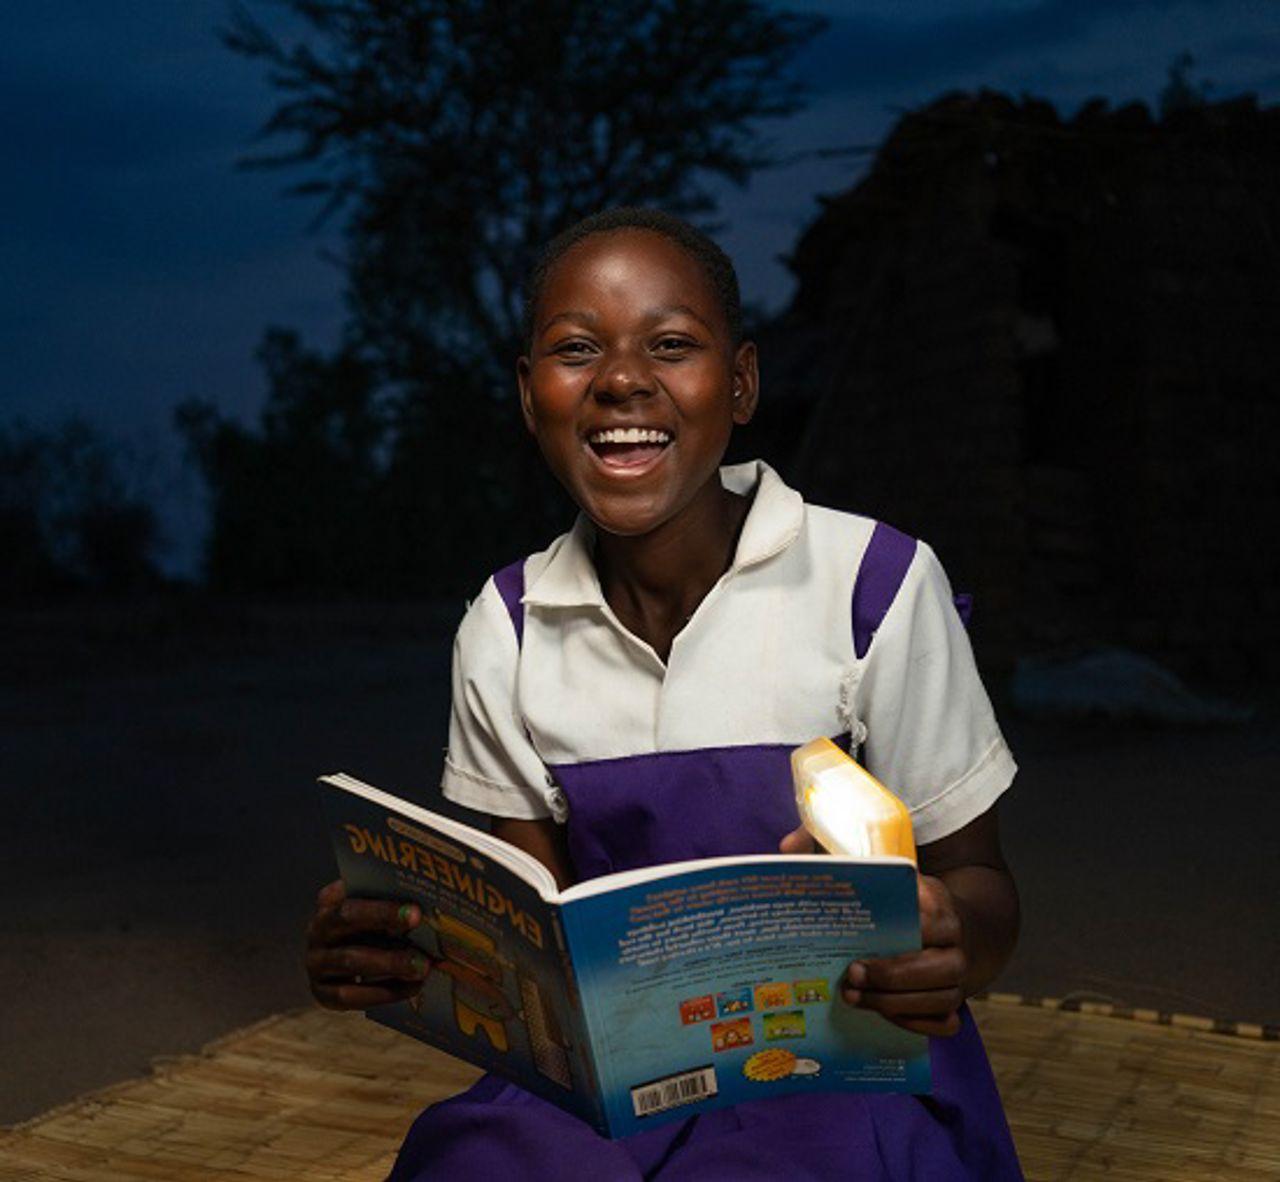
[551,909,581,1012]
[555,905,609,1134]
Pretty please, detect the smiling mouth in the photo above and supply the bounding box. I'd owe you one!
[587,426,672,469]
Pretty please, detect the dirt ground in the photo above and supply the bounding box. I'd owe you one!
[2,602,1276,1126]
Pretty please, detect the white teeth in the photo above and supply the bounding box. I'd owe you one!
[589,427,672,445]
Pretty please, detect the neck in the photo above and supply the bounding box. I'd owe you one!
[594,476,750,658]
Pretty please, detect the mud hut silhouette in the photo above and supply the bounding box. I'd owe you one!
[754,91,1280,678]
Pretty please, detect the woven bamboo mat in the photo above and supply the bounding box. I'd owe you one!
[974,993,1279,1180]
[1,996,1277,1181]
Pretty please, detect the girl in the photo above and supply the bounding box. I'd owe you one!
[306,208,1023,1180]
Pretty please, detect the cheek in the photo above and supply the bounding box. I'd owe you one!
[680,386,737,449]
[526,385,585,475]
[528,365,585,423]
[531,421,580,477]
[678,363,736,418]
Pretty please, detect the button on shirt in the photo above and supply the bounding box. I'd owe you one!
[441,461,1016,846]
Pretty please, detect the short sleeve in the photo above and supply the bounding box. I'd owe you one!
[440,579,558,821]
[855,542,1017,846]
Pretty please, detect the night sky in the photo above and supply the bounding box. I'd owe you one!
[3,1,1277,572]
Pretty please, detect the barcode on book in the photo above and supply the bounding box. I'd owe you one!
[630,1065,718,1118]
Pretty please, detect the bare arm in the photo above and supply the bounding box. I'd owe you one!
[917,804,1020,997]
[491,815,577,891]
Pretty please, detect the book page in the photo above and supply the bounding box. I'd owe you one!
[319,775,601,1126]
[560,858,930,1138]
[558,852,911,901]
[323,773,559,896]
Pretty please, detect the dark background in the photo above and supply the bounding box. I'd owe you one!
[3,0,1278,1126]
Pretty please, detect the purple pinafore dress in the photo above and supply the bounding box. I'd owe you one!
[389,524,1022,1181]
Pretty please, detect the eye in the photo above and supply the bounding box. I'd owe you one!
[551,338,598,363]
[652,335,697,357]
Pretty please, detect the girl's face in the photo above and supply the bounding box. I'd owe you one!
[518,229,757,538]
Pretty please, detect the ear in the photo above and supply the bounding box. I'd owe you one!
[516,356,536,436]
[730,340,759,426]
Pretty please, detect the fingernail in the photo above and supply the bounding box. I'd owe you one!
[411,954,429,978]
[842,988,861,1006]
[398,904,420,927]
[847,963,867,987]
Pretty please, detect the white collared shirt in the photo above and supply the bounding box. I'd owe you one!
[441,461,1016,845]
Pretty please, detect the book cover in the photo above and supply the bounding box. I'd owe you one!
[560,857,929,1137]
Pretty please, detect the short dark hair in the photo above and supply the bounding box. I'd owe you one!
[521,207,743,350]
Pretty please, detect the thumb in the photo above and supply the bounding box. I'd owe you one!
[316,879,346,908]
[779,825,817,854]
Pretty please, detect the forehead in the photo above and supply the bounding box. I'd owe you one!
[539,229,725,328]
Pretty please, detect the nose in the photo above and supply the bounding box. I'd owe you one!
[593,344,652,402]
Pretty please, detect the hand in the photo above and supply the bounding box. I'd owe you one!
[305,879,433,1010]
[841,874,966,1037]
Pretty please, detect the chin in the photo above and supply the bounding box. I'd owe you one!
[586,510,662,539]
[582,492,670,539]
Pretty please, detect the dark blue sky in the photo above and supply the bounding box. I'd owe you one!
[3,1,1276,571]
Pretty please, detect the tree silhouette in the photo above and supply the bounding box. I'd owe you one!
[226,0,822,382]
[178,330,383,592]
[1,419,160,598]
[1159,52,1211,120]
[181,1,823,593]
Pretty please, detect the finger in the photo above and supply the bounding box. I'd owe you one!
[312,898,423,945]
[845,986,965,1018]
[845,947,964,993]
[313,978,425,1011]
[307,944,432,984]
[778,826,817,854]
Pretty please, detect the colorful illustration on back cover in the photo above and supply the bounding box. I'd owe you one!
[679,995,715,1025]
[753,982,792,1010]
[743,1048,798,1081]
[793,978,830,1004]
[710,1017,754,1052]
[743,1048,824,1082]
[763,1010,807,1040]
[716,988,753,1015]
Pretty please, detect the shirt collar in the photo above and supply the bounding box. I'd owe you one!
[522,460,804,609]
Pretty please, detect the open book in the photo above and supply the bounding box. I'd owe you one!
[321,773,930,1139]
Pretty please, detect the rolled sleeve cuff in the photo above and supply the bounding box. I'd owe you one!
[908,738,1018,846]
[440,756,555,821]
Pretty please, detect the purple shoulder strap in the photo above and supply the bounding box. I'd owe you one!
[852,523,973,657]
[493,559,526,647]
[852,522,918,659]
